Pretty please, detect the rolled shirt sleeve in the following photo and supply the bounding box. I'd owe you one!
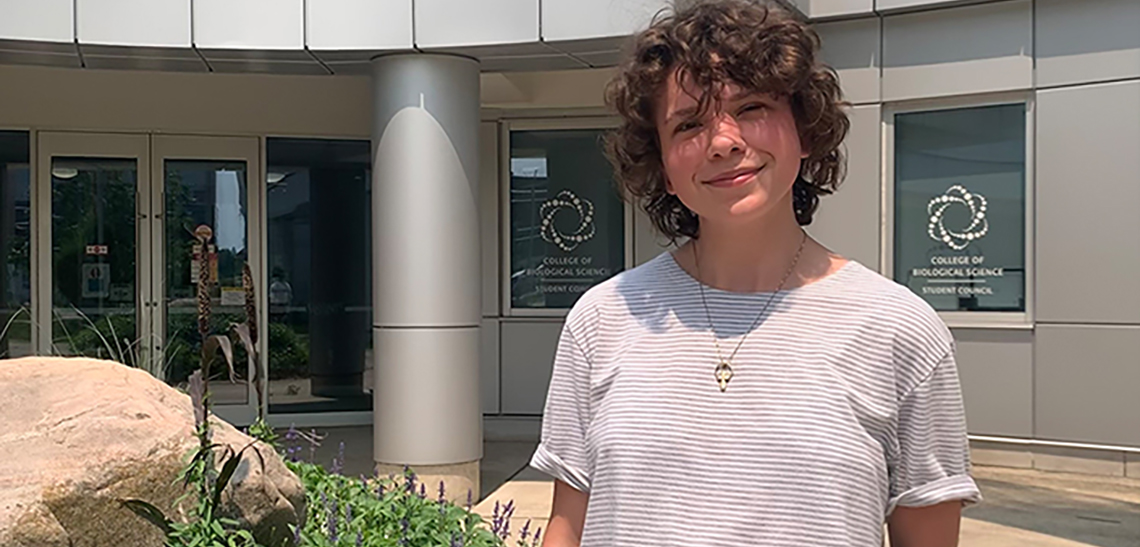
[887,349,983,516]
[529,325,593,494]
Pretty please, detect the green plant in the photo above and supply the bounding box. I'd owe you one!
[280,430,542,547]
[122,226,267,546]
[268,323,309,380]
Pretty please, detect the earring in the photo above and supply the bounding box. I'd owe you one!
[793,179,813,226]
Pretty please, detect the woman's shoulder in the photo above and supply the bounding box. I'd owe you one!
[562,252,678,334]
[831,261,955,388]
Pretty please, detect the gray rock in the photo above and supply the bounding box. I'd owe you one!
[0,357,305,547]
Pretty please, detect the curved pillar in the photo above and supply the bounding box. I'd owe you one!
[370,53,482,500]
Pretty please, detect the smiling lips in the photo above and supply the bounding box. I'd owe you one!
[703,166,763,188]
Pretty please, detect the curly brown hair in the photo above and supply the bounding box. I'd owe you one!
[603,0,850,240]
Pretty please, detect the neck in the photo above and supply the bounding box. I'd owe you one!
[688,206,810,293]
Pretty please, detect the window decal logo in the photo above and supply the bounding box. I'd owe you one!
[928,185,988,251]
[540,190,595,252]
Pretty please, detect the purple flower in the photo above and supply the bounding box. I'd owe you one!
[533,527,542,546]
[327,495,339,543]
[466,489,473,511]
[451,531,463,547]
[438,480,446,502]
[292,523,301,545]
[520,519,531,541]
[419,483,426,498]
[398,518,410,546]
[356,530,363,547]
[331,441,345,475]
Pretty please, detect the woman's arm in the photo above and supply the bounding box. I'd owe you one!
[541,479,589,547]
[887,501,963,547]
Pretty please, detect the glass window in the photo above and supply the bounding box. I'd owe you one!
[894,104,1027,313]
[51,157,139,357]
[164,160,249,403]
[0,132,31,357]
[267,138,372,413]
[509,129,625,310]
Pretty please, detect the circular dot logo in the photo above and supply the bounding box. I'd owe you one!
[927,185,988,251]
[540,190,596,252]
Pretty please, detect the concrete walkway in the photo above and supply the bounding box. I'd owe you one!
[474,446,1140,547]
[300,427,1140,546]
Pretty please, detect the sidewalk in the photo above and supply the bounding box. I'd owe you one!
[305,427,1140,546]
[474,446,1140,547]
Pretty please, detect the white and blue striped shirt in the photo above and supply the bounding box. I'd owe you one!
[530,252,981,546]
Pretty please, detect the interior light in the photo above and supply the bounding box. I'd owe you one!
[51,166,79,180]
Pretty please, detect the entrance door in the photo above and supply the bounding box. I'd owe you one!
[36,132,264,425]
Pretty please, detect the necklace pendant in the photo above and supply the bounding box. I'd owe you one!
[714,362,734,392]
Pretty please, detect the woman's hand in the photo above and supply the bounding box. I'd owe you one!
[887,500,964,547]
[541,479,589,547]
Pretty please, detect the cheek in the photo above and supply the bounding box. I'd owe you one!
[743,117,803,160]
[661,139,704,191]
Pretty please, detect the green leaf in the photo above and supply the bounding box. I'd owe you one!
[230,322,262,408]
[203,334,236,383]
[211,452,243,512]
[120,498,174,535]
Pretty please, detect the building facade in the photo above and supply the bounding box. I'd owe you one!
[1,0,1138,489]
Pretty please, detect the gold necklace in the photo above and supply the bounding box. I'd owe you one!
[694,231,808,392]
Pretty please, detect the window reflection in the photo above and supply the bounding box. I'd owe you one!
[893,104,1027,312]
[0,132,31,357]
[267,138,372,413]
[509,129,625,310]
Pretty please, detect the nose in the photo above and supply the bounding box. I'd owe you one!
[706,113,744,160]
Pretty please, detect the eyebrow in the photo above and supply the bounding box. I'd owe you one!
[665,90,766,125]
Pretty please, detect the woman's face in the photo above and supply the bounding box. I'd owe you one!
[656,73,806,229]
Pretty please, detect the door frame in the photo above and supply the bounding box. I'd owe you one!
[152,135,265,425]
[35,132,151,357]
[35,131,266,425]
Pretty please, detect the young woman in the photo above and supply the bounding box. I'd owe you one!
[529,1,981,546]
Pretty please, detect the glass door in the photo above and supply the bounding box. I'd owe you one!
[153,136,262,425]
[37,133,151,363]
[36,133,264,426]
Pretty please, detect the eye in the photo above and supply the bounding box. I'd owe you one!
[739,102,768,115]
[673,119,702,134]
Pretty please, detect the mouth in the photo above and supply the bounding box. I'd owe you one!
[703,166,762,188]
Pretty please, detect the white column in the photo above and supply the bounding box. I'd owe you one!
[370,53,482,499]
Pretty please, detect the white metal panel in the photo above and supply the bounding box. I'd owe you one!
[306,0,412,50]
[480,121,500,318]
[541,0,668,42]
[633,207,674,267]
[1036,325,1140,447]
[808,104,880,271]
[1036,81,1140,324]
[193,0,304,50]
[808,0,874,19]
[876,0,969,10]
[1036,0,1140,88]
[0,0,72,43]
[77,0,191,47]
[500,320,562,414]
[882,0,1032,101]
[481,319,501,414]
[415,0,538,49]
[816,17,880,105]
[953,328,1033,438]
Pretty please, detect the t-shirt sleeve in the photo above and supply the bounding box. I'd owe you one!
[529,324,593,494]
[887,349,982,516]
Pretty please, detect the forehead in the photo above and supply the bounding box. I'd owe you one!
[656,70,771,123]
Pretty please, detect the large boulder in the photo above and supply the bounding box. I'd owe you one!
[0,357,306,547]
